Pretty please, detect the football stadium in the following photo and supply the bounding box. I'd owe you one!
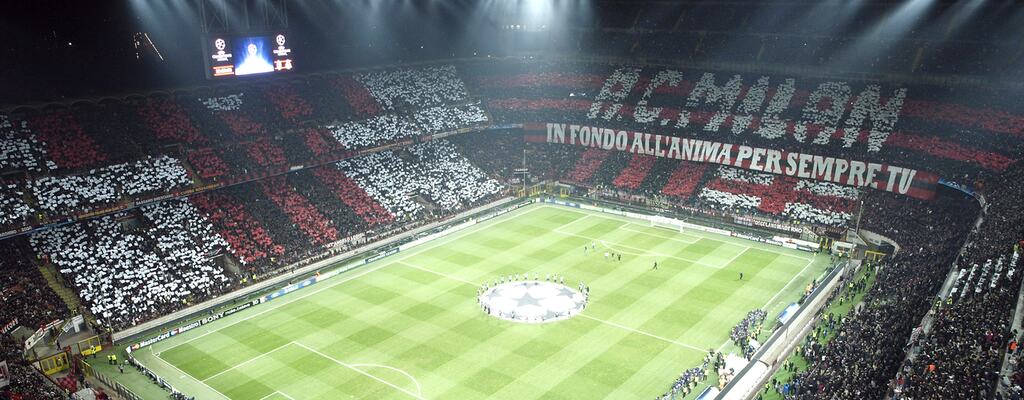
[0,1,1022,400]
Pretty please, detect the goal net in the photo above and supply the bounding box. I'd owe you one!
[649,215,684,232]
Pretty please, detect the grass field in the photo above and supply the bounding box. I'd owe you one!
[128,203,828,400]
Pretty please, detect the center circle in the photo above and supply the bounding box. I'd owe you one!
[478,280,588,324]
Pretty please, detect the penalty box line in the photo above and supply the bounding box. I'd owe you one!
[553,226,732,271]
[258,391,297,400]
[397,261,707,354]
[548,205,813,264]
[149,346,232,400]
[290,341,426,399]
[192,341,424,399]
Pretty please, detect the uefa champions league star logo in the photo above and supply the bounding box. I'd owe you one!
[477,276,589,324]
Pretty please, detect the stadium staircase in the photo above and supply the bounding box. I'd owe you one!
[37,262,83,319]
[180,159,204,186]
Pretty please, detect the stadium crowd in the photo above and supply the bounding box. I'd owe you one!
[30,199,233,330]
[30,155,192,216]
[327,114,420,150]
[893,162,1024,400]
[771,189,978,399]
[0,239,68,399]
[337,140,502,222]
[1,334,65,400]
[0,55,1023,400]
[356,65,468,110]
[412,103,489,134]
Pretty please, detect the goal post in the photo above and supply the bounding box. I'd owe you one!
[649,215,684,233]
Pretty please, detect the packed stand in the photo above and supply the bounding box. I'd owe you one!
[194,89,288,140]
[406,140,504,211]
[355,65,469,110]
[288,170,368,238]
[660,161,711,201]
[0,238,66,332]
[895,162,1024,400]
[695,167,857,228]
[336,151,424,221]
[466,62,1024,185]
[27,111,107,170]
[327,114,420,150]
[326,74,383,117]
[309,167,394,227]
[190,191,283,269]
[225,183,324,270]
[1,335,65,400]
[336,140,503,221]
[565,148,611,183]
[30,199,232,330]
[30,155,192,216]
[448,129,525,180]
[611,154,656,191]
[0,181,36,228]
[187,148,231,180]
[133,97,208,145]
[0,114,54,172]
[775,190,978,399]
[257,176,339,246]
[264,84,315,124]
[412,103,489,134]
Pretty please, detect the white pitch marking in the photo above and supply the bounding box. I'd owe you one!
[576,314,707,353]
[159,260,392,353]
[760,257,817,311]
[259,391,297,400]
[350,363,424,396]
[291,341,426,400]
[552,228,727,270]
[202,342,293,382]
[400,261,709,354]
[150,347,232,400]
[553,213,593,232]
[400,262,477,286]
[721,247,752,268]
[620,225,700,244]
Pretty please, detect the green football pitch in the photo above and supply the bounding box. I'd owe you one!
[128,203,828,400]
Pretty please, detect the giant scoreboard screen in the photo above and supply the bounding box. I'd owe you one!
[203,33,294,79]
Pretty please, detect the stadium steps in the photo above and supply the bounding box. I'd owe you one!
[179,159,204,186]
[38,263,84,318]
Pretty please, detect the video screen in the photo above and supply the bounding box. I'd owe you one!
[204,33,293,79]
